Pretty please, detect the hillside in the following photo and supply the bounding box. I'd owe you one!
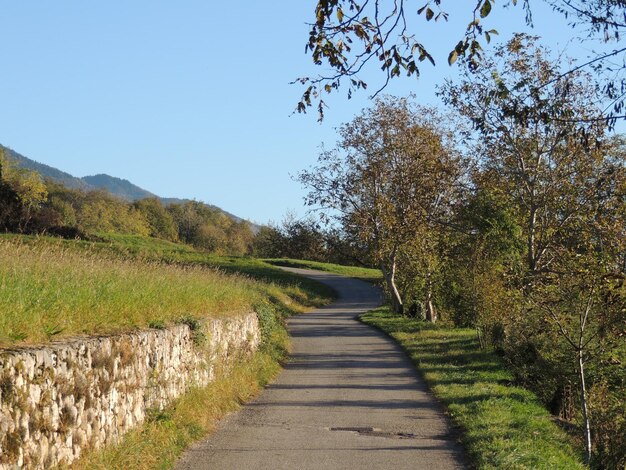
[1,145,89,191]
[1,144,259,230]
[82,173,156,201]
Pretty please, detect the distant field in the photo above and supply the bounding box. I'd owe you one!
[0,234,334,346]
[265,258,382,283]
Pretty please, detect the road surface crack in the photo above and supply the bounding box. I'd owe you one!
[329,427,423,440]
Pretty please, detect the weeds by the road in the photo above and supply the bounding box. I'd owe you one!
[69,308,289,469]
[361,307,586,470]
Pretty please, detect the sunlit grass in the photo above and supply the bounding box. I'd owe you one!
[0,236,332,345]
[361,307,586,470]
[265,258,382,283]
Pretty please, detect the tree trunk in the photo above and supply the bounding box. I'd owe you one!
[380,260,403,315]
[527,204,537,274]
[578,350,592,465]
[425,274,437,322]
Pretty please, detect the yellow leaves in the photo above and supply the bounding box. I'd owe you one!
[448,50,458,65]
[336,7,344,22]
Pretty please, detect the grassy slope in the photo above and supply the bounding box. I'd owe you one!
[265,258,382,283]
[361,307,586,470]
[0,234,334,346]
[73,234,337,300]
[0,233,337,468]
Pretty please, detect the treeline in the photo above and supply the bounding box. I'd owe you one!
[0,153,254,255]
[299,36,625,468]
[252,215,369,266]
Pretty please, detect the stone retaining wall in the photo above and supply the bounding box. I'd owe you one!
[0,313,260,469]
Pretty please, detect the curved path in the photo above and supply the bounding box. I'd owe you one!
[176,268,467,469]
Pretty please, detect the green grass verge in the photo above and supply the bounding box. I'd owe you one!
[265,258,382,283]
[360,307,586,470]
[0,234,334,345]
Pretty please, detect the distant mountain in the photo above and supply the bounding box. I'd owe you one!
[81,174,156,201]
[1,144,260,232]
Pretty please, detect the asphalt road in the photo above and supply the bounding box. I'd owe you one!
[175,268,467,470]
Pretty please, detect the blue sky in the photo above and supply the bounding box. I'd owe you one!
[0,2,603,224]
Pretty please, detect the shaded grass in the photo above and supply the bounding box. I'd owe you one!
[265,258,382,284]
[205,256,337,301]
[361,307,586,470]
[0,234,333,345]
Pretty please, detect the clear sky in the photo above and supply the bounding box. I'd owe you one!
[0,1,605,224]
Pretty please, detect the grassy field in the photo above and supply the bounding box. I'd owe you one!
[0,234,334,346]
[265,258,382,283]
[361,307,586,470]
[20,233,337,299]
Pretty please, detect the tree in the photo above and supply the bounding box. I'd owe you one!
[0,151,22,231]
[133,197,179,241]
[444,186,523,329]
[252,225,285,258]
[441,34,613,279]
[441,35,626,462]
[529,259,626,465]
[251,215,329,261]
[0,149,48,232]
[278,214,328,261]
[168,201,204,244]
[323,225,374,266]
[166,200,254,255]
[74,190,150,236]
[224,220,255,256]
[546,1,626,126]
[299,0,626,124]
[299,96,461,315]
[252,216,371,264]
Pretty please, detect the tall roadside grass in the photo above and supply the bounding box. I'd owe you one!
[0,236,330,346]
[361,307,586,470]
[1,233,337,304]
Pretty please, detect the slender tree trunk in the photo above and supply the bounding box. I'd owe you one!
[527,204,537,274]
[380,259,403,315]
[578,350,592,465]
[425,273,437,322]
